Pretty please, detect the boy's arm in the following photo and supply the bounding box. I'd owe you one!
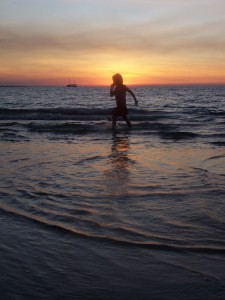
[110,84,115,97]
[127,87,138,106]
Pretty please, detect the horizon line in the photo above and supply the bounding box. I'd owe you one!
[1,82,225,88]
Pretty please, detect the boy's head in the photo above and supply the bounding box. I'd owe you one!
[112,73,123,85]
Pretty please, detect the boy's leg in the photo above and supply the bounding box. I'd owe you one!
[112,114,117,128]
[123,115,131,128]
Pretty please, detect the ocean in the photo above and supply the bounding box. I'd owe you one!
[0,85,225,299]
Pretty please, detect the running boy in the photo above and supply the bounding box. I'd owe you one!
[110,73,138,129]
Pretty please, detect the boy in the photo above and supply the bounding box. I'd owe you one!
[110,73,138,129]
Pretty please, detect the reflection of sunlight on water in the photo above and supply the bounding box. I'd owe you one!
[111,134,136,175]
[111,136,130,171]
[104,134,136,196]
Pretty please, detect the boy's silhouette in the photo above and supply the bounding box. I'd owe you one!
[110,73,138,129]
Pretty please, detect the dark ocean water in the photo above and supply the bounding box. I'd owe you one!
[1,85,225,299]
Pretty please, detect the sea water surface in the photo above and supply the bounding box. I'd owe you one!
[1,85,225,299]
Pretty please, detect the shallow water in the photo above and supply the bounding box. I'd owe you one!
[1,85,225,298]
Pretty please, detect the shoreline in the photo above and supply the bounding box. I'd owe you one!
[0,209,224,300]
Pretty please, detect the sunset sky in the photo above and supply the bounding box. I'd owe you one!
[0,0,225,86]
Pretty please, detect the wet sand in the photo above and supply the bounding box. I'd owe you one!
[1,210,224,300]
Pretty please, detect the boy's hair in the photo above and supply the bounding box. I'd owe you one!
[112,73,123,85]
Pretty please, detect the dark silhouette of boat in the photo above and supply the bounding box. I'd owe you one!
[67,79,77,87]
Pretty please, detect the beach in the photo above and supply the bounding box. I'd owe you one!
[1,85,225,299]
[1,208,225,300]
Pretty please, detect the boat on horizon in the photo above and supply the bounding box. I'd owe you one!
[67,79,77,87]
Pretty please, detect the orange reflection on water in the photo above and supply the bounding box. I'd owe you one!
[103,134,136,197]
[111,136,130,171]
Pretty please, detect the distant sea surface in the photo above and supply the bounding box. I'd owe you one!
[1,85,225,299]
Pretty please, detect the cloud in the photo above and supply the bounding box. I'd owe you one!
[1,0,225,85]
[1,17,225,60]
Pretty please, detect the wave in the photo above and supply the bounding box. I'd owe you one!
[207,154,225,160]
[1,204,225,254]
[1,107,223,143]
[22,121,200,140]
[27,122,92,134]
[211,141,225,147]
[159,130,199,140]
[0,107,113,115]
[0,107,111,121]
[0,107,173,122]
[0,120,213,141]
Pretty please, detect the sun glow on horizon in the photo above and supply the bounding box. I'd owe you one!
[0,0,225,86]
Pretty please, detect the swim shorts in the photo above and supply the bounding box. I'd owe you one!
[112,106,128,117]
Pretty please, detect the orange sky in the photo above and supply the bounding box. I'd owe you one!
[0,0,225,86]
